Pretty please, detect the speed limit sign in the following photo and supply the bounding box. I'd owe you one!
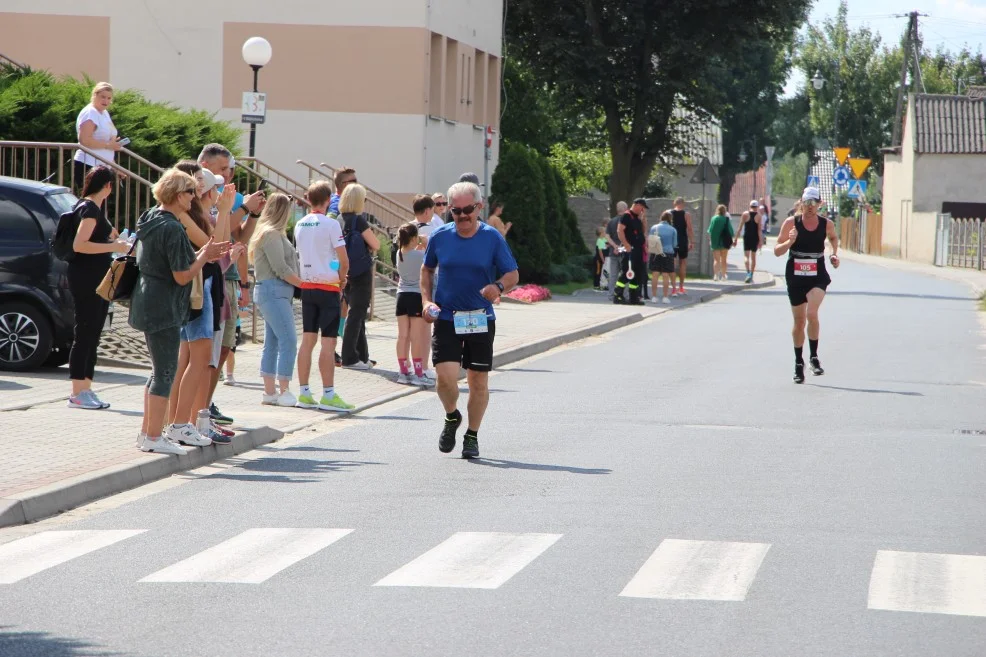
[242,92,267,124]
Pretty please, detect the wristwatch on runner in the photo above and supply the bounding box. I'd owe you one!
[494,281,505,293]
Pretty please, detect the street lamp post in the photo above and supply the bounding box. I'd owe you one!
[737,137,759,199]
[241,37,273,158]
[812,60,841,218]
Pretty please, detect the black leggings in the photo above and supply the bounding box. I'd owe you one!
[341,269,372,366]
[68,263,110,380]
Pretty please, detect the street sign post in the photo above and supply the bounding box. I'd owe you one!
[690,156,720,263]
[846,179,868,199]
[833,166,851,187]
[834,147,851,166]
[848,157,872,180]
[807,175,820,188]
[241,92,267,124]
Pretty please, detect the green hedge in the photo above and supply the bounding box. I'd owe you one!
[0,66,241,166]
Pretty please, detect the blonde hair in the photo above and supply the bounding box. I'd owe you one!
[248,193,293,263]
[152,168,197,206]
[91,82,114,102]
[716,204,727,215]
[339,183,367,214]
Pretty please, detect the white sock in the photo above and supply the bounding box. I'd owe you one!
[300,384,311,397]
[323,387,335,398]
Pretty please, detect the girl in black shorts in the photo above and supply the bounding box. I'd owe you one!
[395,218,433,386]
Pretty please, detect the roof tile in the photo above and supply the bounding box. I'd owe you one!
[913,94,986,154]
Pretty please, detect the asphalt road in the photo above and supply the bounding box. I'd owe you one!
[2,247,985,657]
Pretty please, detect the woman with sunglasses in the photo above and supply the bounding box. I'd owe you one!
[129,169,229,454]
[774,186,840,384]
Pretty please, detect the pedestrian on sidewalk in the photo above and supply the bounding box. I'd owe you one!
[707,204,734,282]
[735,200,763,284]
[395,215,433,387]
[340,183,381,370]
[72,82,121,191]
[614,198,647,306]
[647,210,677,304]
[422,181,519,459]
[167,164,238,446]
[67,166,130,410]
[670,197,695,297]
[486,200,512,237]
[130,168,228,455]
[593,226,607,290]
[606,201,628,296]
[430,193,448,230]
[293,180,355,413]
[248,193,305,407]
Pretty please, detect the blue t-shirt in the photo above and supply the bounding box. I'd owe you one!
[328,193,340,216]
[651,222,678,254]
[423,222,518,322]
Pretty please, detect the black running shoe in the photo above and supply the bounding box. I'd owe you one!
[439,411,462,453]
[461,435,479,459]
[810,357,824,376]
[613,296,626,305]
[209,402,234,425]
[794,361,805,384]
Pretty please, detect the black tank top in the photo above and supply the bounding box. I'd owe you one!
[789,214,827,260]
[671,209,688,244]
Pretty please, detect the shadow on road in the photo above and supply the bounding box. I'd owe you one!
[468,459,611,475]
[808,384,923,396]
[0,627,125,657]
[231,457,385,474]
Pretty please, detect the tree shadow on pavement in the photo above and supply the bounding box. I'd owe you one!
[467,459,611,475]
[276,446,362,453]
[808,384,923,396]
[0,627,126,657]
[227,457,385,474]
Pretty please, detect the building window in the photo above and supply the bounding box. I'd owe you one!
[473,51,487,126]
[486,56,501,129]
[428,33,446,118]
[444,39,459,122]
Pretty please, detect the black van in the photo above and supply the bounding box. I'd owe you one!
[0,176,112,371]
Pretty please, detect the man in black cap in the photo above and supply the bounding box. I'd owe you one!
[614,198,648,305]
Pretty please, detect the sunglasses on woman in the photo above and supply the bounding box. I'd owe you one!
[435,202,448,207]
[450,204,477,216]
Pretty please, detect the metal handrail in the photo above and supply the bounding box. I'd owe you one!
[0,53,27,70]
[317,162,409,230]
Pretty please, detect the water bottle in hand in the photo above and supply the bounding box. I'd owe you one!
[426,305,441,320]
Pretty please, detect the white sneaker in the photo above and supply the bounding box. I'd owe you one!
[139,434,188,455]
[276,390,298,407]
[261,393,279,405]
[166,423,212,447]
[223,374,236,386]
[662,297,671,305]
[410,375,435,387]
[397,373,412,385]
[423,369,436,380]
[343,361,372,370]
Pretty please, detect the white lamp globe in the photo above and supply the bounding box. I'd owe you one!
[242,37,272,68]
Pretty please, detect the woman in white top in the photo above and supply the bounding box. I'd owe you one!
[74,82,123,190]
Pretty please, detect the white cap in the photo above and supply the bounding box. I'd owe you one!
[802,186,821,202]
[749,200,758,207]
[200,168,220,195]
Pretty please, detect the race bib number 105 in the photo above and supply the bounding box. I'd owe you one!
[793,258,818,276]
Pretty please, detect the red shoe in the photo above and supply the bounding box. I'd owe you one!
[211,421,235,438]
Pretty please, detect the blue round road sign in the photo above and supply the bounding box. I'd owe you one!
[833,166,850,187]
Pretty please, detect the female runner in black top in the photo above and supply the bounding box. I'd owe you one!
[774,187,840,384]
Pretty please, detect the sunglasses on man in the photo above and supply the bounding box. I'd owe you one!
[450,204,477,216]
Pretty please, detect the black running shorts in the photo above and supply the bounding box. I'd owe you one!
[395,292,423,318]
[675,246,689,260]
[432,318,496,372]
[301,289,341,336]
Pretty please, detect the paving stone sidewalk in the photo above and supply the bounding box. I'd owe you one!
[0,269,772,526]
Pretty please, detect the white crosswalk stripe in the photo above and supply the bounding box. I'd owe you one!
[140,528,353,584]
[619,539,771,601]
[0,530,146,584]
[374,532,562,589]
[868,550,986,617]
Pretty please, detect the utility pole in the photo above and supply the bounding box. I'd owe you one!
[891,11,928,147]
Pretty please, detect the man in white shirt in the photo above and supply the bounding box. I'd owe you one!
[293,181,354,412]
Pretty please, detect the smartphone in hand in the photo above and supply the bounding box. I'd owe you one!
[118,137,131,147]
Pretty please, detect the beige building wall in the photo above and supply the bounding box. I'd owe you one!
[0,0,503,204]
[881,98,917,260]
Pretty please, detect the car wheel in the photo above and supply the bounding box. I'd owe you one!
[0,302,53,371]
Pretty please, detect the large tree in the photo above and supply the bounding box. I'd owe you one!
[508,0,809,212]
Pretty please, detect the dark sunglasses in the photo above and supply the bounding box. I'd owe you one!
[182,188,196,195]
[450,204,477,216]
[434,201,448,207]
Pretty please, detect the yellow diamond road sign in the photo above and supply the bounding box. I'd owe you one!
[833,147,851,166]
[848,157,871,180]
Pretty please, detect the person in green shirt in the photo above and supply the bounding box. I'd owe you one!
[707,204,734,282]
[129,168,228,456]
[594,226,608,289]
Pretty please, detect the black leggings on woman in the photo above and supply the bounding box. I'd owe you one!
[68,263,110,380]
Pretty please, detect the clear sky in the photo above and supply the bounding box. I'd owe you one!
[784,0,986,94]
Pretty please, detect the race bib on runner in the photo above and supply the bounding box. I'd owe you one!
[793,258,818,276]
[453,310,489,335]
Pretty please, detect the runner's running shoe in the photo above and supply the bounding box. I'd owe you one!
[794,362,806,384]
[810,357,825,376]
[439,410,462,453]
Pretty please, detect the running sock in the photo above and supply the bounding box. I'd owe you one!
[323,386,335,398]
[446,410,461,423]
[300,384,311,397]
[464,429,478,439]
[398,358,411,375]
[809,339,819,359]
[412,358,424,377]
[794,346,804,363]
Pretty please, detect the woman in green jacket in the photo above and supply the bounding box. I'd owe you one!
[129,168,228,455]
[707,204,734,282]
